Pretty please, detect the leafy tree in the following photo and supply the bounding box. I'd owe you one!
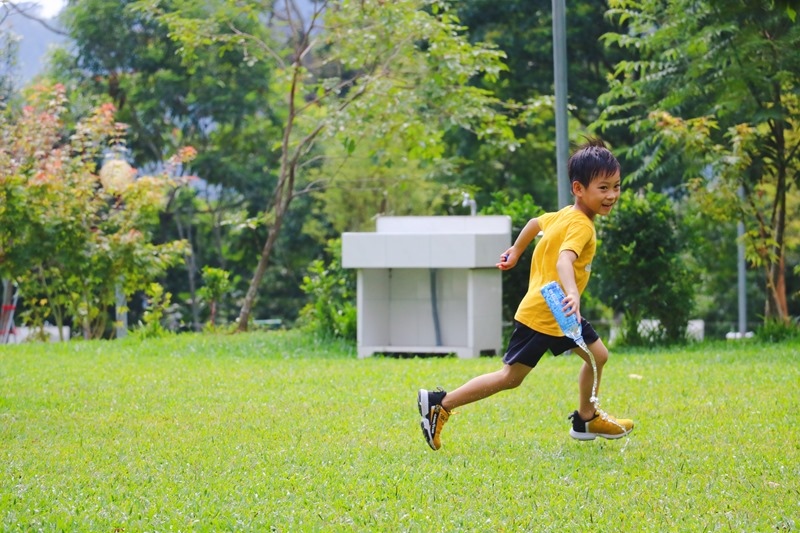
[597,0,800,325]
[301,133,463,246]
[683,200,763,337]
[449,0,637,210]
[0,83,188,338]
[142,0,520,330]
[60,0,273,170]
[591,187,696,345]
[53,0,290,329]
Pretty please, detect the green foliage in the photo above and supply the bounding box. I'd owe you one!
[55,0,290,330]
[592,187,697,345]
[298,238,356,341]
[451,1,635,210]
[0,84,188,338]
[197,266,231,327]
[1,334,799,530]
[302,0,528,233]
[133,282,173,339]
[683,207,763,338]
[597,0,800,323]
[48,0,799,336]
[138,0,527,329]
[456,0,622,125]
[62,0,276,169]
[302,136,454,243]
[481,191,543,320]
[756,316,800,343]
[322,0,519,153]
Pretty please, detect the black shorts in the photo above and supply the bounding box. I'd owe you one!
[502,319,600,368]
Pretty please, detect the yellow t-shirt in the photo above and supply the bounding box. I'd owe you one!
[514,206,596,336]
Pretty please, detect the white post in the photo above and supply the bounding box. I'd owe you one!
[115,281,128,339]
[737,186,746,336]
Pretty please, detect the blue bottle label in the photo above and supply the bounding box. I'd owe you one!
[540,281,583,342]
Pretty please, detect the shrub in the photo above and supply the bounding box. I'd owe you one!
[197,266,232,328]
[133,283,174,339]
[481,191,542,321]
[592,186,697,346]
[0,84,188,338]
[756,316,800,342]
[298,238,356,340]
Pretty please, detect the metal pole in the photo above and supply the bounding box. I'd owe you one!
[737,186,746,336]
[115,281,128,339]
[552,0,570,208]
[1,279,11,344]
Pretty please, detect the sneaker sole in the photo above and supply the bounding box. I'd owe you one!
[569,428,633,441]
[417,389,430,418]
[417,389,437,450]
[419,418,437,450]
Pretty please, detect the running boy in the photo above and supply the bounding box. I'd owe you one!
[417,138,634,450]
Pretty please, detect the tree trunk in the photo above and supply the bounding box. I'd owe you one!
[236,59,309,331]
[236,128,295,331]
[236,216,285,331]
[764,121,789,323]
[175,209,201,332]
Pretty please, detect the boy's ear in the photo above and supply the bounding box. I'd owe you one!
[571,180,584,196]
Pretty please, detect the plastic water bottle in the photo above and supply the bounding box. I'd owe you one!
[541,279,594,401]
[540,281,630,439]
[540,281,583,342]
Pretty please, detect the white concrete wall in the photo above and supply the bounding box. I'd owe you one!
[6,325,71,343]
[344,216,510,359]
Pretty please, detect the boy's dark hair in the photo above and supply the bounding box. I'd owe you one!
[568,137,620,188]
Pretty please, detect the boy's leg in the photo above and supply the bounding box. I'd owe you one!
[573,339,608,421]
[418,363,532,450]
[569,339,634,440]
[442,363,532,411]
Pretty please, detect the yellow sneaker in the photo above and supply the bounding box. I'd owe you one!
[418,388,450,450]
[569,410,634,440]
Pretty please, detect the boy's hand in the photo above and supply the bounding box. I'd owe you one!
[556,250,582,321]
[562,292,581,323]
[496,249,518,270]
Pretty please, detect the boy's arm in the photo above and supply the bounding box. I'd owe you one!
[497,217,541,270]
[556,250,581,321]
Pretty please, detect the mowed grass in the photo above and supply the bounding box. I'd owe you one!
[1,331,798,532]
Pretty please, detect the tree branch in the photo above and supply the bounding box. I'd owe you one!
[2,1,68,36]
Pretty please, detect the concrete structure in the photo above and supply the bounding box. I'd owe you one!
[342,216,511,359]
[6,325,70,343]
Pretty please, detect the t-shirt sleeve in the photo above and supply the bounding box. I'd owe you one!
[559,220,593,258]
[537,211,556,231]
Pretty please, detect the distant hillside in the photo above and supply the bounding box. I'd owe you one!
[1,2,68,84]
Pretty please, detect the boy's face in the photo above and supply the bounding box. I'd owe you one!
[573,170,621,219]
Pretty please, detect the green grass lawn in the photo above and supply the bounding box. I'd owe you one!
[1,332,798,532]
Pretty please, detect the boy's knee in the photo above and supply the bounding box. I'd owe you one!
[499,368,527,390]
[505,376,524,390]
[589,345,609,367]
